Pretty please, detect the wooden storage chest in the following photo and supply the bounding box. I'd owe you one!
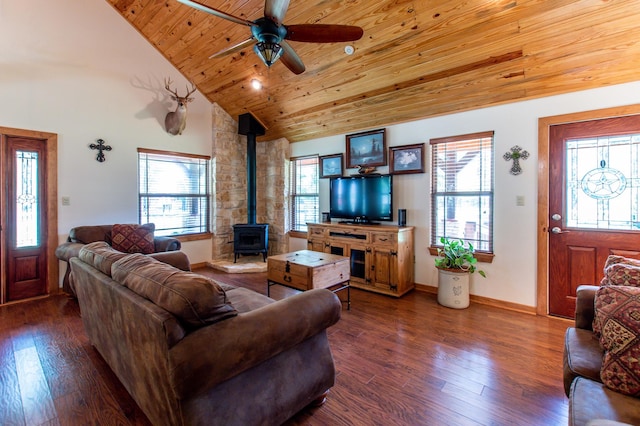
[267,250,350,291]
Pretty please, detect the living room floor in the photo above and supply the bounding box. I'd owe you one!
[0,268,570,425]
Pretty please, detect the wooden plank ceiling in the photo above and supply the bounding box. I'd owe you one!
[106,0,640,143]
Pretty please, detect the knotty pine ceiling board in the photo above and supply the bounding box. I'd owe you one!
[105,0,640,142]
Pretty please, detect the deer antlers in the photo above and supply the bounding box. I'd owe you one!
[164,78,196,101]
[164,77,197,135]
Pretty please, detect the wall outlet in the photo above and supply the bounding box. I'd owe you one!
[61,196,70,206]
[516,195,525,206]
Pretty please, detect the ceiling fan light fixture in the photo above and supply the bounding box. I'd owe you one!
[254,41,283,67]
[180,0,363,75]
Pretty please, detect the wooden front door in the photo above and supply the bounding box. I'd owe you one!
[548,114,640,318]
[4,136,48,302]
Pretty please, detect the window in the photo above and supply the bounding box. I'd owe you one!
[138,148,210,236]
[430,131,494,253]
[289,155,319,232]
[565,133,640,230]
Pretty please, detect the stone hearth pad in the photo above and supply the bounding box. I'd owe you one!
[207,255,267,274]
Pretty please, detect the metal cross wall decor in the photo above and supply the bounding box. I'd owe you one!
[89,139,112,162]
[503,145,529,175]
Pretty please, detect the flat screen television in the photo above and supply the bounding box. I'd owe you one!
[329,174,393,224]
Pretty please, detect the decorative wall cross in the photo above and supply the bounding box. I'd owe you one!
[89,139,112,162]
[503,145,529,175]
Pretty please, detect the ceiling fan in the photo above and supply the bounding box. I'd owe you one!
[177,0,364,74]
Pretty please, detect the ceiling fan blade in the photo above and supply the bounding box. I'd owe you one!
[177,0,254,27]
[279,40,305,74]
[285,24,364,43]
[264,0,290,26]
[209,37,256,59]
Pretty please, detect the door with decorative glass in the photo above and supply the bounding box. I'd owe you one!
[549,115,640,318]
[4,136,47,302]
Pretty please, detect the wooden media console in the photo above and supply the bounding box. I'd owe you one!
[307,223,414,297]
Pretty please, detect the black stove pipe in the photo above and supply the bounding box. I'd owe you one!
[246,133,256,224]
[238,113,266,224]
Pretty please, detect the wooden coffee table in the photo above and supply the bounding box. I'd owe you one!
[267,250,350,309]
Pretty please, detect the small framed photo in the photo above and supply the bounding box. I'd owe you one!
[319,153,343,178]
[346,128,386,168]
[389,143,425,174]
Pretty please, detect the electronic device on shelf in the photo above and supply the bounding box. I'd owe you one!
[329,174,393,224]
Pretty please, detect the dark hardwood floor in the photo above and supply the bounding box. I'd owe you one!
[0,268,571,425]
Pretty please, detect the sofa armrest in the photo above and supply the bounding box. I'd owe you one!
[169,288,341,399]
[55,242,85,262]
[575,285,599,330]
[148,251,191,271]
[154,236,181,252]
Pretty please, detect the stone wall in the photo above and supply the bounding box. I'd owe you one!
[257,138,289,256]
[211,104,289,260]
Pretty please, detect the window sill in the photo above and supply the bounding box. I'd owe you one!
[174,232,212,242]
[288,230,307,239]
[428,246,495,263]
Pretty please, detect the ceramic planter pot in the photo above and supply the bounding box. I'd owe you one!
[437,268,470,309]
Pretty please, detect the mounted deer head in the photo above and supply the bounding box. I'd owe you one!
[164,78,196,135]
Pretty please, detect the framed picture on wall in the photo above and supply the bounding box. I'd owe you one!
[389,143,425,174]
[320,153,343,178]
[346,128,386,168]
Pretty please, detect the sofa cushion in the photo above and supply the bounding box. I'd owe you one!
[111,223,155,254]
[563,327,604,397]
[111,254,237,327]
[595,285,640,396]
[78,241,128,277]
[569,376,640,426]
[224,286,275,313]
[69,224,114,244]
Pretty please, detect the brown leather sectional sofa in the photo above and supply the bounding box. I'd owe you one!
[70,242,341,426]
[563,285,640,425]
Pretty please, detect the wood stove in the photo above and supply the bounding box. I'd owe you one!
[233,224,268,262]
[233,112,269,263]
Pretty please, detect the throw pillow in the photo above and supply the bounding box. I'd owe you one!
[78,241,128,277]
[604,255,640,270]
[600,255,640,286]
[111,223,155,254]
[605,263,640,287]
[594,255,640,335]
[595,285,640,396]
[111,254,237,327]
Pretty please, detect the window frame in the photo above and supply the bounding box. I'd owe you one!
[138,148,211,238]
[289,155,320,233]
[429,131,495,262]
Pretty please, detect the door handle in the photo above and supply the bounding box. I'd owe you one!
[550,226,569,234]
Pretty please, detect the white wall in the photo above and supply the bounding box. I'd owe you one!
[0,1,214,268]
[290,82,640,307]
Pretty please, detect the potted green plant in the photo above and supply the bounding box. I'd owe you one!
[434,237,485,309]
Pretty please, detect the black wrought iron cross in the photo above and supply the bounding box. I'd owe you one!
[503,145,529,175]
[89,139,112,162]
